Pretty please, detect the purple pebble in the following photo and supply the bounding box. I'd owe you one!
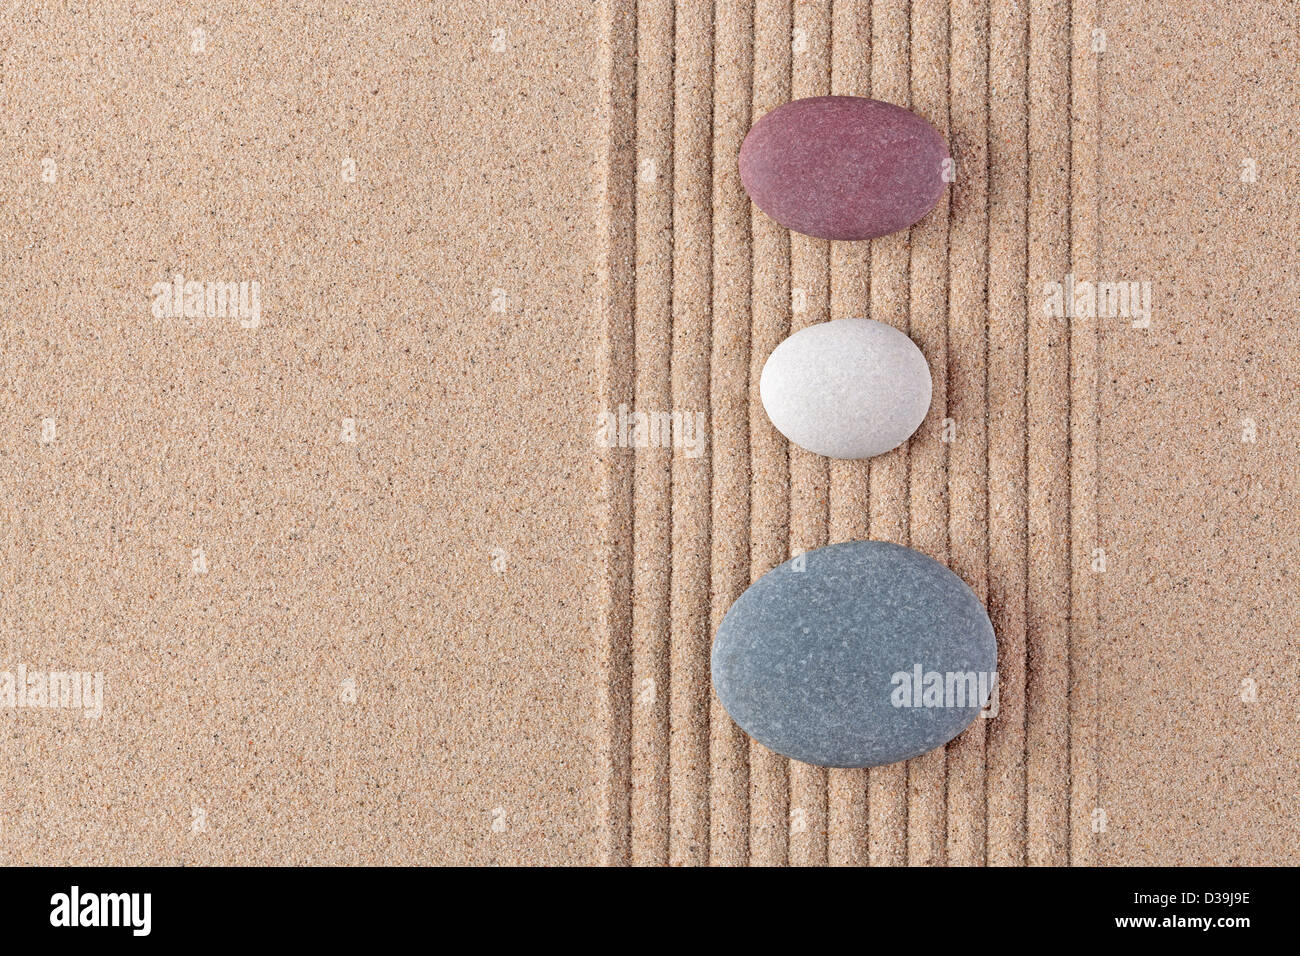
[739,96,950,241]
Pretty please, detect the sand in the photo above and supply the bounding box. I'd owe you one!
[2,0,1297,866]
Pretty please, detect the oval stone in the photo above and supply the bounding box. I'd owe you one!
[739,96,949,240]
[712,540,997,768]
[760,318,931,459]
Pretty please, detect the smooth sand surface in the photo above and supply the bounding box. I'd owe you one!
[3,0,1297,864]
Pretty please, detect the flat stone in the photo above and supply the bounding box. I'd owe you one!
[739,95,949,240]
[759,318,932,459]
[712,540,997,768]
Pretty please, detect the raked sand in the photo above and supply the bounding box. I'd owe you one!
[2,0,1297,864]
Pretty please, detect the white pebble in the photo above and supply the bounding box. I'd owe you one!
[759,318,932,459]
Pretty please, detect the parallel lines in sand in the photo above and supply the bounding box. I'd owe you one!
[985,0,1030,867]
[907,0,951,867]
[593,0,636,867]
[631,0,675,866]
[866,0,913,868]
[1067,0,1101,865]
[826,0,872,868]
[746,0,794,867]
[600,0,1096,866]
[1026,0,1072,866]
[945,0,991,867]
[669,0,714,865]
[708,0,756,867]
[786,0,833,868]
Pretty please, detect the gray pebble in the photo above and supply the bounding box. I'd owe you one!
[712,540,997,768]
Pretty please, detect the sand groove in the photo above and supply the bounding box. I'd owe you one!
[668,0,715,865]
[786,0,833,869]
[864,0,911,868]
[1066,0,1099,867]
[984,0,1029,867]
[746,0,794,867]
[944,0,991,867]
[708,0,757,868]
[1025,0,1071,867]
[905,0,951,868]
[631,0,675,865]
[594,0,637,866]
[825,0,872,868]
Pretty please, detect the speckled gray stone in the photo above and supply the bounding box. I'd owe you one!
[712,540,997,768]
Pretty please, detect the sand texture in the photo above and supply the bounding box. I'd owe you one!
[2,0,1297,865]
